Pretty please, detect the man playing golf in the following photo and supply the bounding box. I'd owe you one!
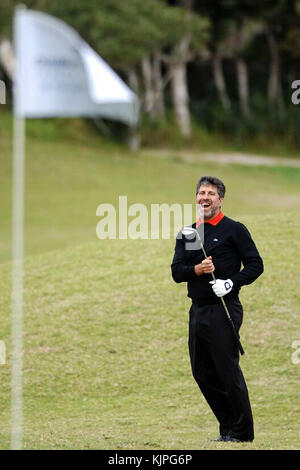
[171,176,263,442]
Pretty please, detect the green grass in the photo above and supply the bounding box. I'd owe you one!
[0,111,299,449]
[1,114,299,264]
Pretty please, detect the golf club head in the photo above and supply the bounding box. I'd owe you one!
[181,226,203,251]
[181,226,199,239]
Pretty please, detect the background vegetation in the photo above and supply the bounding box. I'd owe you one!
[0,0,300,151]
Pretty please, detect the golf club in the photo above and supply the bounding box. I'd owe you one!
[182,226,245,356]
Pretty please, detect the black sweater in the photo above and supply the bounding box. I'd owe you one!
[171,215,264,305]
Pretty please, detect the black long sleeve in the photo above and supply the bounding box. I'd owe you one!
[171,236,200,283]
[171,216,263,305]
[230,223,264,289]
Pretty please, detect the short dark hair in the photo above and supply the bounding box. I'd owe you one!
[195,176,226,198]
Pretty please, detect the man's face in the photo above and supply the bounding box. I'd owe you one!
[196,183,223,220]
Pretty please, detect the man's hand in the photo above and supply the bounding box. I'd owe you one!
[194,256,215,276]
[209,279,233,297]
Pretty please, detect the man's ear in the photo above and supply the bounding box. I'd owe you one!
[219,197,224,206]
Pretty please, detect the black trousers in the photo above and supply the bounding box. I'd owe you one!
[188,299,254,441]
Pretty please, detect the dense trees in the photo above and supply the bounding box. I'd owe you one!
[0,0,299,143]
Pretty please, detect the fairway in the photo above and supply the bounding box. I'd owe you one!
[0,128,299,449]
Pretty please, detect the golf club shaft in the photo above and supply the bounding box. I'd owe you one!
[200,243,245,356]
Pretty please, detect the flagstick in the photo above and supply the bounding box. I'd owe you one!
[11,113,25,450]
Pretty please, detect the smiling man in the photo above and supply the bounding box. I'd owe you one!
[171,175,264,443]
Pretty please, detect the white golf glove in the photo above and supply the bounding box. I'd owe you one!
[209,279,233,297]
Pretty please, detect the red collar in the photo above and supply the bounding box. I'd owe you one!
[196,211,224,228]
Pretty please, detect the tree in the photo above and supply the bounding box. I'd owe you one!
[236,0,298,117]
[193,0,234,112]
[161,0,209,137]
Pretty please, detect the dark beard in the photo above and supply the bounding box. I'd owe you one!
[203,206,220,220]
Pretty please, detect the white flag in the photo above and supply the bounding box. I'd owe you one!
[14,8,139,126]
